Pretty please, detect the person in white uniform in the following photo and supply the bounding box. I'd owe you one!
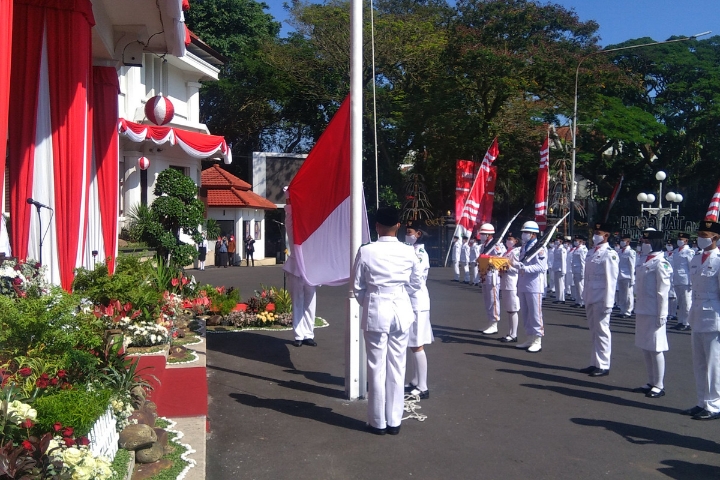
[284,201,318,347]
[617,234,636,319]
[571,235,588,308]
[451,235,461,282]
[671,232,694,331]
[479,223,506,334]
[403,221,433,400]
[579,222,619,377]
[683,220,720,420]
[565,238,575,300]
[552,235,567,304]
[353,207,422,434]
[499,233,521,343]
[469,237,481,286]
[513,221,547,353]
[547,242,556,297]
[460,236,471,283]
[665,242,678,321]
[633,229,671,399]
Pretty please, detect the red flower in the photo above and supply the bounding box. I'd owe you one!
[181,277,189,285]
[62,437,74,447]
[53,422,63,432]
[18,367,32,377]
[261,291,267,298]
[35,377,49,388]
[12,277,22,285]
[62,427,74,437]
[171,278,179,287]
[50,377,59,386]
[34,262,41,269]
[76,437,90,446]
[56,370,67,378]
[22,440,34,451]
[20,419,34,429]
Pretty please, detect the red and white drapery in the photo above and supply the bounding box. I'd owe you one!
[535,136,550,231]
[0,0,11,208]
[8,0,96,290]
[119,119,233,164]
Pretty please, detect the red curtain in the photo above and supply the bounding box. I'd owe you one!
[92,67,120,274]
[0,0,12,196]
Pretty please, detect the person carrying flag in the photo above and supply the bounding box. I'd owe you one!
[478,223,506,334]
[513,221,548,353]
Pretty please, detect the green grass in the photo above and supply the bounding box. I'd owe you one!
[139,418,191,480]
[171,333,200,346]
[109,448,132,480]
[167,350,197,364]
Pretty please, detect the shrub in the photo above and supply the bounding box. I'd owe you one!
[34,389,113,438]
[202,286,240,316]
[273,288,292,314]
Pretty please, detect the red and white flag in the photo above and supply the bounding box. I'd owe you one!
[603,175,624,222]
[478,166,497,224]
[705,179,720,221]
[455,160,475,225]
[284,96,370,286]
[457,138,499,233]
[535,136,550,231]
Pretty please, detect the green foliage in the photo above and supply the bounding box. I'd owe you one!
[109,448,132,480]
[273,288,292,315]
[61,350,101,387]
[98,357,156,395]
[33,389,113,438]
[204,218,221,241]
[201,286,240,316]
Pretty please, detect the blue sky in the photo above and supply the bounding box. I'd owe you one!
[264,0,717,46]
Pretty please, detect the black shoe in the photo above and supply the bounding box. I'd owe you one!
[620,314,632,319]
[386,425,401,435]
[366,425,386,435]
[683,406,704,416]
[646,388,665,399]
[692,409,720,420]
[674,324,691,331]
[633,384,652,394]
[292,340,303,347]
[589,369,609,377]
[578,366,597,374]
[572,304,582,308]
[452,279,459,282]
[410,388,429,400]
[499,335,517,343]
[302,338,317,346]
[404,384,417,394]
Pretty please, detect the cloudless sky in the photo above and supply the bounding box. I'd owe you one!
[264,0,718,46]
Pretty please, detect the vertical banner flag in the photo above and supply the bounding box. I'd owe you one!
[705,178,720,221]
[479,166,497,224]
[455,160,475,227]
[603,175,624,222]
[535,136,549,231]
[457,138,499,234]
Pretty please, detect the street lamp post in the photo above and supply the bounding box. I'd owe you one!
[569,31,710,237]
[636,171,683,229]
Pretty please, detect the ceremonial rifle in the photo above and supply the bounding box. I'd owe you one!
[522,212,570,263]
[483,208,523,254]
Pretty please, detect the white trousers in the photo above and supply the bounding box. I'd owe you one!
[691,331,720,413]
[461,263,470,282]
[676,285,692,325]
[453,261,460,280]
[547,270,555,293]
[572,270,584,305]
[586,302,612,369]
[483,284,500,324]
[287,273,316,340]
[364,328,410,428]
[554,273,565,301]
[618,278,634,316]
[471,264,479,284]
[519,292,544,337]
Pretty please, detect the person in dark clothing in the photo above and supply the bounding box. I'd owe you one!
[219,236,229,268]
[245,235,255,267]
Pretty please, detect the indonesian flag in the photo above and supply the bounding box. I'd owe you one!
[284,96,370,287]
[455,160,475,226]
[705,179,720,221]
[603,175,624,222]
[535,136,549,231]
[457,138,499,233]
[478,166,497,224]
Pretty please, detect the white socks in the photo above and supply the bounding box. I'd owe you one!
[413,350,428,392]
[643,349,665,389]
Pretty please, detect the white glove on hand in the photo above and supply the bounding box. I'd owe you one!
[657,316,667,327]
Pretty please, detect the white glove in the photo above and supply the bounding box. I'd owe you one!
[657,316,667,327]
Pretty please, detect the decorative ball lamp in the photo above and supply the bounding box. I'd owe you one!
[138,156,150,171]
[144,95,175,126]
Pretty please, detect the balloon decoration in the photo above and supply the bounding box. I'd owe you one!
[144,95,175,126]
[138,156,150,171]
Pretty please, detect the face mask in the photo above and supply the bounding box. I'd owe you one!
[479,234,488,242]
[521,233,532,244]
[592,234,605,245]
[614,246,621,252]
[697,237,713,250]
[405,234,417,245]
[573,241,579,247]
[641,243,652,254]
[666,245,673,252]
[677,240,685,247]
[505,240,515,249]
[620,241,626,247]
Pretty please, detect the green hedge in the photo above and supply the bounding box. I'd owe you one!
[34,388,113,437]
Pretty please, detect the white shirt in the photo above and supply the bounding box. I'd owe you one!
[618,245,636,283]
[635,252,672,317]
[583,243,619,308]
[671,245,695,286]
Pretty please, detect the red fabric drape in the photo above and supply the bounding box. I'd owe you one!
[535,137,550,231]
[0,0,12,196]
[8,3,44,262]
[93,67,120,274]
[479,166,497,224]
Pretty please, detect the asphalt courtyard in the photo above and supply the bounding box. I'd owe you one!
[195,265,720,480]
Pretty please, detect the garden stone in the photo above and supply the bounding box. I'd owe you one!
[135,441,165,463]
[141,401,158,420]
[206,315,222,326]
[169,345,188,359]
[119,424,157,450]
[153,428,168,449]
[132,458,173,479]
[129,411,155,427]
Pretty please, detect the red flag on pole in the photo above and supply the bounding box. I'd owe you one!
[457,138,499,233]
[455,160,475,225]
[479,166,497,224]
[705,179,720,221]
[603,175,624,222]
[535,136,550,231]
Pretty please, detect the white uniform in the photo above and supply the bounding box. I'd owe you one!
[618,245,636,316]
[409,243,433,347]
[672,245,695,326]
[688,247,720,413]
[553,243,567,302]
[500,246,521,338]
[571,244,588,306]
[469,242,481,285]
[547,244,555,295]
[452,240,461,280]
[480,240,506,327]
[353,237,422,429]
[583,244,619,370]
[565,244,575,298]
[460,241,471,283]
[284,205,317,341]
[666,249,678,318]
[635,253,671,352]
[516,239,548,337]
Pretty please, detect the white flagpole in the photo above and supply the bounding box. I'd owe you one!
[346,0,365,400]
[443,160,484,267]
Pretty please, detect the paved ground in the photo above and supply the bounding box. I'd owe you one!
[194,265,720,480]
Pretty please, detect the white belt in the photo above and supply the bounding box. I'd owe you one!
[693,291,720,301]
[367,285,405,295]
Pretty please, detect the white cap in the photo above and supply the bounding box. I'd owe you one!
[521,221,540,233]
[479,223,495,234]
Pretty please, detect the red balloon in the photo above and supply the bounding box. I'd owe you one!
[138,156,150,170]
[144,96,175,126]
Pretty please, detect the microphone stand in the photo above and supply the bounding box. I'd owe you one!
[33,203,43,266]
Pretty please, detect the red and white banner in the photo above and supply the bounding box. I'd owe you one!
[455,160,475,225]
[603,175,624,222]
[457,138,499,234]
[705,179,720,221]
[535,136,550,231]
[478,166,497,225]
[284,96,370,287]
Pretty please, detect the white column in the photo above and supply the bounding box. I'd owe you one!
[123,151,143,214]
[186,81,202,124]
